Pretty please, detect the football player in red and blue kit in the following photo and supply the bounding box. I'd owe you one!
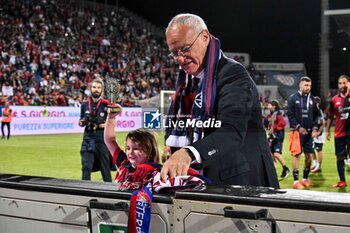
[326,75,350,188]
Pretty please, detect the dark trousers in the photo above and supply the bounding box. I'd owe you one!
[1,122,10,139]
[80,137,112,182]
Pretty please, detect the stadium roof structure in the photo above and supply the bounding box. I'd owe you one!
[324,9,350,37]
[318,6,350,99]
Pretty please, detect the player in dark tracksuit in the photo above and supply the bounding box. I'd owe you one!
[79,78,115,182]
[287,76,320,190]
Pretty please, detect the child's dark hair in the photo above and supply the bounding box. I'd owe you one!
[269,99,280,111]
[126,129,160,163]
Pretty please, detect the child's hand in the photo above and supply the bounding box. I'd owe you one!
[107,104,122,119]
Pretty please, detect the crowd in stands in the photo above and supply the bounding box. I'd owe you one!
[0,0,179,107]
[0,0,304,109]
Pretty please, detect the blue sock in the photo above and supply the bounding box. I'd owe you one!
[337,160,345,181]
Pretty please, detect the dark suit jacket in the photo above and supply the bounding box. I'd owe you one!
[191,54,279,188]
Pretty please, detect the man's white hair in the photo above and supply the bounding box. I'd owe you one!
[166,13,208,35]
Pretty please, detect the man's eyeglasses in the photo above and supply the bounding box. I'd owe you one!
[168,30,203,59]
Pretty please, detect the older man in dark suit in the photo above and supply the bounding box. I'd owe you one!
[160,13,279,188]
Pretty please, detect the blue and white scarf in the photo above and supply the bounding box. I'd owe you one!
[165,34,221,148]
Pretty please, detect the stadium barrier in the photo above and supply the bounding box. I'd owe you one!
[1,174,350,233]
[174,186,350,233]
[0,174,173,233]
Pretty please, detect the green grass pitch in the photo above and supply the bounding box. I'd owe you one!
[0,131,349,193]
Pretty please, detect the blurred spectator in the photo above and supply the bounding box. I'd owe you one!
[2,81,14,97]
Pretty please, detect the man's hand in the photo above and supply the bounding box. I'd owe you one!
[298,127,308,135]
[162,146,172,163]
[326,132,331,141]
[160,148,191,182]
[79,119,87,127]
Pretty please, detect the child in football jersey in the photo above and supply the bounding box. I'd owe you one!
[104,104,161,189]
[311,97,325,173]
[265,100,290,178]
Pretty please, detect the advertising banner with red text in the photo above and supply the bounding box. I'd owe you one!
[8,106,142,135]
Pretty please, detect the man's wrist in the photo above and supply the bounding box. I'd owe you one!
[184,148,196,161]
[184,146,202,163]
